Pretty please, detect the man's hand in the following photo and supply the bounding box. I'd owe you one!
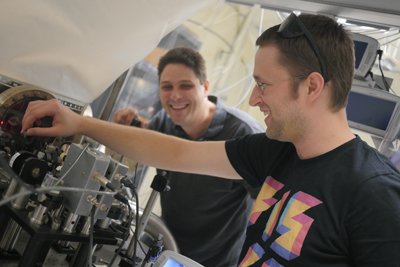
[113,107,149,128]
[21,99,83,137]
[112,107,139,125]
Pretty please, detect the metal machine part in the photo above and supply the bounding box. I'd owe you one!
[0,82,178,266]
[59,143,110,216]
[0,85,58,265]
[94,157,129,220]
[0,86,55,156]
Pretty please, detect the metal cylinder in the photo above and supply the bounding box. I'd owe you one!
[62,213,80,234]
[11,186,30,210]
[41,172,60,187]
[50,205,64,231]
[51,217,62,231]
[80,217,91,236]
[97,217,112,229]
[3,178,19,198]
[29,204,48,225]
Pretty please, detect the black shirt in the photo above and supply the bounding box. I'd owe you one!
[226,134,400,266]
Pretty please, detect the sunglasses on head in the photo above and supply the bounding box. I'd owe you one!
[277,13,330,82]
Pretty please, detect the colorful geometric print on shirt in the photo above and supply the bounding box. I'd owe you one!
[239,176,322,266]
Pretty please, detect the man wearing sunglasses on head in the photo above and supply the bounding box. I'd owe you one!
[22,13,400,267]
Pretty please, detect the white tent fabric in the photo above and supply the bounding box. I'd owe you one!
[0,0,215,103]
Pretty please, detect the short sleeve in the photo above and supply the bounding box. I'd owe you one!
[225,133,293,186]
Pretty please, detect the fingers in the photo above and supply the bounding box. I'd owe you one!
[21,99,63,136]
[24,124,61,137]
[21,100,50,133]
[113,107,138,125]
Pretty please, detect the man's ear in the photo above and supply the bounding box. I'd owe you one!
[306,72,325,101]
[203,80,210,95]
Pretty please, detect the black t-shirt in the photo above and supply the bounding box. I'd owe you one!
[226,133,400,266]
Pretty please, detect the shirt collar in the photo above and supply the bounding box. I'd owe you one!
[173,95,227,140]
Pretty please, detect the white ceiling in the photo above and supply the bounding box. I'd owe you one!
[227,0,400,28]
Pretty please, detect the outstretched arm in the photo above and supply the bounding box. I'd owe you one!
[21,99,242,180]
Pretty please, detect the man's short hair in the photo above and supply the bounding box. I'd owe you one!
[158,47,207,84]
[256,13,355,111]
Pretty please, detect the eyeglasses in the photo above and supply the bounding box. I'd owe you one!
[255,75,307,93]
[255,81,267,92]
[277,13,330,82]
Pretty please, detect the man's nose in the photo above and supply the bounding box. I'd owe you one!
[249,85,261,106]
[170,87,183,99]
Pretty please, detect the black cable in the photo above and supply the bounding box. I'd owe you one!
[133,189,139,266]
[376,49,396,94]
[131,162,139,191]
[113,204,132,263]
[108,199,134,267]
[128,226,147,255]
[88,207,95,267]
[137,239,147,255]
[368,71,385,90]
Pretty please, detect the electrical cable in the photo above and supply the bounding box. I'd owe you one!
[366,71,384,90]
[137,238,147,256]
[132,162,139,192]
[124,165,146,260]
[0,183,130,265]
[104,166,139,267]
[132,189,139,266]
[107,185,139,267]
[55,143,90,186]
[107,201,134,267]
[2,144,142,266]
[131,163,141,264]
[0,186,116,208]
[376,49,396,95]
[110,163,143,265]
[119,166,141,265]
[0,145,135,266]
[88,207,95,267]
[126,217,146,254]
[0,183,119,267]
